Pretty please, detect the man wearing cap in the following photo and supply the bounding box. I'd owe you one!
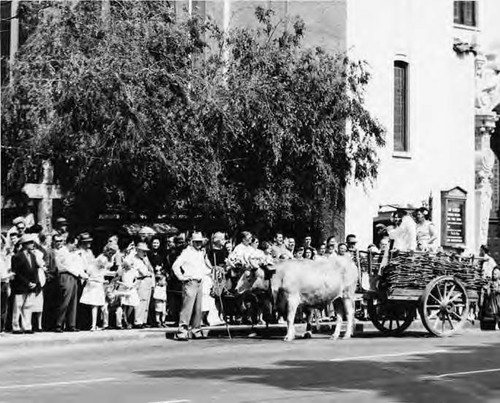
[53,217,69,243]
[346,234,358,255]
[54,233,90,332]
[10,235,42,334]
[124,242,155,328]
[8,217,26,237]
[172,232,212,340]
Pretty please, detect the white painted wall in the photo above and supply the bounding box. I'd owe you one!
[344,0,477,250]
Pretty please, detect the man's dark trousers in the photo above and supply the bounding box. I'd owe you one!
[56,273,79,330]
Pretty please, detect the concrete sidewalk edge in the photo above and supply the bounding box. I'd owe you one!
[0,320,482,349]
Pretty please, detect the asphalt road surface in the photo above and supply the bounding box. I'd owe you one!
[1,329,500,403]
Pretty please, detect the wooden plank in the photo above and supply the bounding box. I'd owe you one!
[387,288,422,301]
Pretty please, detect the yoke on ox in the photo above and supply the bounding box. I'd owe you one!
[236,256,359,341]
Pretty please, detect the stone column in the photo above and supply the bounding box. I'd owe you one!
[475,113,498,250]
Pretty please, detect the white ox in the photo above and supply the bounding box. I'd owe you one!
[236,256,359,341]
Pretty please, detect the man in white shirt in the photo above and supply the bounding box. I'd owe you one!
[125,242,155,328]
[388,209,417,252]
[55,233,89,332]
[172,232,211,340]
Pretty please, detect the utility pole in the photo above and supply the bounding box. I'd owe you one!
[9,0,19,83]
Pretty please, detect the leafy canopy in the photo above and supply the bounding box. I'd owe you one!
[1,2,385,236]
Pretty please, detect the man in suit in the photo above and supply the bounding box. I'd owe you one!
[43,235,62,331]
[11,235,41,334]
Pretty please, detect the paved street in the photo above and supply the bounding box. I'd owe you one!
[1,328,499,403]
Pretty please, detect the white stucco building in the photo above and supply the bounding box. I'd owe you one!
[343,0,479,251]
[198,0,495,251]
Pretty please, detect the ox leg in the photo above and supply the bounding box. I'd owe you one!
[284,295,300,342]
[343,297,355,340]
[303,308,313,339]
[331,299,343,340]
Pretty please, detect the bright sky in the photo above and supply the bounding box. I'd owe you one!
[483,0,500,53]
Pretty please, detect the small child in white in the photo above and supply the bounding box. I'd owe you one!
[153,275,167,327]
[103,284,123,329]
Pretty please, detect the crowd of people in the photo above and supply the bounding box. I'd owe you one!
[1,204,499,337]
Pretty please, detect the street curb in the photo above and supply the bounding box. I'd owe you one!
[0,321,481,349]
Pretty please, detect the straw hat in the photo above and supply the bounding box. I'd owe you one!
[78,232,93,243]
[20,234,35,244]
[191,232,204,243]
[136,242,150,252]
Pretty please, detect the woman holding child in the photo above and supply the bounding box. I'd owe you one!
[80,243,118,331]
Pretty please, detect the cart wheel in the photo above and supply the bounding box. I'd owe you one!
[367,299,415,336]
[420,276,469,337]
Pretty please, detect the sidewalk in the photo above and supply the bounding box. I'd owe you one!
[0,320,481,350]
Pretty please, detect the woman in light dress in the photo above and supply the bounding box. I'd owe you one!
[415,207,437,252]
[80,244,117,331]
[116,255,140,329]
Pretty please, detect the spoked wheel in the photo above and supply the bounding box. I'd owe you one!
[420,276,469,337]
[367,299,415,336]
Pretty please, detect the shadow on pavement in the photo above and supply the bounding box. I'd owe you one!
[137,341,500,403]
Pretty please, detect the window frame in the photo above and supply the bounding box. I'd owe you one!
[393,59,410,156]
[453,1,477,28]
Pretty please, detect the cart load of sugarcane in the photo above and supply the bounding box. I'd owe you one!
[377,251,487,295]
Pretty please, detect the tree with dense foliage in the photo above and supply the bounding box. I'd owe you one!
[1,2,384,238]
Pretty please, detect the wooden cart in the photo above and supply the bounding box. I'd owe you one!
[354,250,486,337]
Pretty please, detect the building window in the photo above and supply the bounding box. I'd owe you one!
[454,1,477,27]
[394,61,408,152]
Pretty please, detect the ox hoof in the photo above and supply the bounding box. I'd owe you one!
[342,334,352,340]
[303,331,313,339]
[330,334,340,341]
[283,335,295,342]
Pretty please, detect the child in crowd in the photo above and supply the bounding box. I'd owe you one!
[294,247,304,260]
[304,247,315,260]
[153,275,167,327]
[103,284,123,329]
[337,243,348,256]
[117,259,139,329]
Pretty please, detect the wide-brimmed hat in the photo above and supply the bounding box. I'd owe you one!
[138,226,156,236]
[191,232,204,243]
[20,234,35,244]
[136,242,150,252]
[78,232,93,243]
[104,242,119,253]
